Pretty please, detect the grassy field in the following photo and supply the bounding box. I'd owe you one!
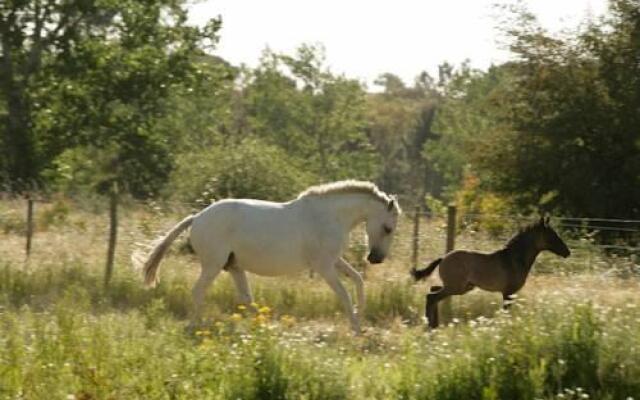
[1,198,639,399]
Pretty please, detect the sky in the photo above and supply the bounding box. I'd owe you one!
[188,0,609,88]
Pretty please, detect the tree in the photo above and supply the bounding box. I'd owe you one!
[1,0,224,196]
[241,45,378,181]
[432,0,640,229]
[366,72,442,201]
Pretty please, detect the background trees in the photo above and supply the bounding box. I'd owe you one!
[0,0,214,192]
[430,0,640,222]
[2,0,639,225]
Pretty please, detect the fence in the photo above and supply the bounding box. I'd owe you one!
[1,196,640,285]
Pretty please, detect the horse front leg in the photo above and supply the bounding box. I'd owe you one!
[335,258,365,323]
[317,264,361,335]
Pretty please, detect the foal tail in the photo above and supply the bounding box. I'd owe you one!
[133,214,195,287]
[410,258,442,282]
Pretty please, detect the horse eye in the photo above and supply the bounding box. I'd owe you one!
[383,225,393,234]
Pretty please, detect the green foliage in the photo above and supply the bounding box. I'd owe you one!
[454,171,516,237]
[37,197,71,230]
[429,63,512,198]
[168,137,317,205]
[1,0,225,194]
[367,72,442,198]
[4,0,640,238]
[433,0,640,225]
[241,45,379,181]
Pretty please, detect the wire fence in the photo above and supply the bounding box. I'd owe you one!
[1,196,639,283]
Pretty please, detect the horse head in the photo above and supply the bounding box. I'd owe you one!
[365,197,401,264]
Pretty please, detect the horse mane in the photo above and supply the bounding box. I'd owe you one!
[297,180,401,213]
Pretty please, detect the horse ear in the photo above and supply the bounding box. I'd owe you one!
[545,216,551,226]
[538,215,545,226]
[387,199,395,212]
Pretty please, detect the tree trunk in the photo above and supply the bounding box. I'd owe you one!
[1,12,35,190]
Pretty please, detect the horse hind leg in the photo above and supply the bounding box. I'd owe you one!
[227,266,253,305]
[191,252,229,323]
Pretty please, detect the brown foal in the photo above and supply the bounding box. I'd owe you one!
[411,217,570,328]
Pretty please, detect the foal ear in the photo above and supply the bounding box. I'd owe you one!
[544,216,551,226]
[387,199,395,212]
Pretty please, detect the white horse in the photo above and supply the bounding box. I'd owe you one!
[134,180,401,334]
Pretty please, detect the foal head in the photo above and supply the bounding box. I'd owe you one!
[533,217,571,258]
[365,197,401,264]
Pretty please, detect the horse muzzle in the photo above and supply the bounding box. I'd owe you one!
[367,249,385,264]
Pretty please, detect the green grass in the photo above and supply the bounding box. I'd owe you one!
[1,201,639,399]
[1,261,640,399]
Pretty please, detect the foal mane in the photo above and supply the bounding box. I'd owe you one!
[503,222,539,253]
[298,180,401,213]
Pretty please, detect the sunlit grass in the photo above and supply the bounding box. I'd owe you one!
[1,200,639,398]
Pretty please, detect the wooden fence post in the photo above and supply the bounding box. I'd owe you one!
[446,205,456,253]
[104,182,119,287]
[25,194,34,260]
[411,205,421,269]
[441,205,457,321]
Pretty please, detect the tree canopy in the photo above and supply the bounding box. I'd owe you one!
[1,0,639,228]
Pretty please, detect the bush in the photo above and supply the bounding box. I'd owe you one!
[167,137,318,205]
[455,171,516,237]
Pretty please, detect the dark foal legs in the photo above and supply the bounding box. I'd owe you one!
[502,293,515,310]
[424,286,442,324]
[426,286,451,329]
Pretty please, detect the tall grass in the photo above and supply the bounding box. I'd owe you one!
[1,261,640,399]
[1,201,639,398]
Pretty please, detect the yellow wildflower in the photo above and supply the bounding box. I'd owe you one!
[230,313,243,322]
[280,315,296,327]
[250,302,260,309]
[254,314,267,325]
[258,306,271,314]
[237,304,247,311]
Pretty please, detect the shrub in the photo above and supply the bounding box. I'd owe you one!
[167,137,318,205]
[455,171,515,237]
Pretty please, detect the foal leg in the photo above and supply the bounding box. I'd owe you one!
[502,293,515,310]
[426,288,452,329]
[335,258,365,321]
[317,265,360,335]
[228,267,253,305]
[425,285,442,324]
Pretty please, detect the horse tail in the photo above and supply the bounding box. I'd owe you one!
[410,258,442,282]
[133,214,195,287]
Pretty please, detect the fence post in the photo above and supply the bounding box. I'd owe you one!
[446,205,456,253]
[104,182,119,287]
[411,205,421,269]
[25,194,34,260]
[442,205,457,321]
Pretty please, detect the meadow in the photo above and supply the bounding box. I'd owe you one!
[1,198,639,400]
